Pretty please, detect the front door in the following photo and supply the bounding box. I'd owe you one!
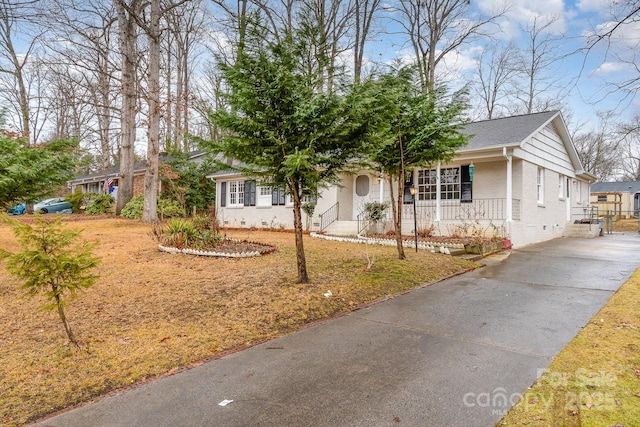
[353,174,371,220]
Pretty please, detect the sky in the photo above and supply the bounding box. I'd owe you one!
[4,0,638,139]
[366,0,639,132]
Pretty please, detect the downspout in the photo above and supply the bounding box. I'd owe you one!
[379,173,384,203]
[503,147,513,222]
[435,161,441,222]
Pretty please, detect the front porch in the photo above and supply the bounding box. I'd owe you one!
[319,198,521,237]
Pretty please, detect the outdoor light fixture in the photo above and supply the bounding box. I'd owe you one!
[409,186,418,252]
[469,162,475,182]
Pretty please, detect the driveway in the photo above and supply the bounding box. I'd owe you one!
[33,233,640,427]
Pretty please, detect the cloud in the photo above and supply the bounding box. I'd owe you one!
[576,0,610,13]
[477,0,567,33]
[591,61,633,77]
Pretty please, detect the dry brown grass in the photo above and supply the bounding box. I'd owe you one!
[612,218,639,233]
[499,270,640,426]
[0,216,477,426]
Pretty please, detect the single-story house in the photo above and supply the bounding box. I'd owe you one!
[590,181,640,219]
[67,151,209,199]
[209,111,596,248]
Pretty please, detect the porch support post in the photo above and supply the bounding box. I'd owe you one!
[504,147,513,222]
[379,173,384,203]
[435,161,441,222]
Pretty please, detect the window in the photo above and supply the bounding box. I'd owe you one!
[228,180,244,206]
[302,192,318,203]
[537,168,544,204]
[597,195,607,202]
[355,175,370,196]
[417,167,460,200]
[272,186,286,206]
[257,186,272,206]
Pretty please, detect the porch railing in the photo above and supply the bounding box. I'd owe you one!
[318,202,339,232]
[401,198,521,222]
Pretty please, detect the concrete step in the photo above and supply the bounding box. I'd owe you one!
[323,220,359,236]
[563,224,601,238]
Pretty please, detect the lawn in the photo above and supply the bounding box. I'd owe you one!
[612,218,639,233]
[0,216,477,426]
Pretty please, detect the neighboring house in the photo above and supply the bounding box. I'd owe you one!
[67,151,209,199]
[212,111,595,248]
[590,181,640,219]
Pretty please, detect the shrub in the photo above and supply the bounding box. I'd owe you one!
[85,194,114,215]
[121,196,184,219]
[158,198,184,219]
[121,195,144,219]
[0,215,100,347]
[163,218,197,249]
[159,217,222,249]
[65,189,86,213]
[363,202,388,223]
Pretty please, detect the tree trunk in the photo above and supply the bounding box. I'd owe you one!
[116,1,138,215]
[55,291,79,348]
[394,178,406,260]
[142,0,161,223]
[387,176,406,260]
[292,182,309,284]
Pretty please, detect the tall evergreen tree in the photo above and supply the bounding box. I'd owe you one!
[202,24,379,284]
[369,68,470,259]
[0,132,77,209]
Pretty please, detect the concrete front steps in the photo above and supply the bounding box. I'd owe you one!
[322,220,359,236]
[563,223,602,238]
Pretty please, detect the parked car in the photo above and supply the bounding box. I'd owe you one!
[35,198,72,214]
[7,203,26,215]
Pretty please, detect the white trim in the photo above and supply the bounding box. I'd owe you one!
[436,161,441,222]
[504,148,513,222]
[537,167,544,204]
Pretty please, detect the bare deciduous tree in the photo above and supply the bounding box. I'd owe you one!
[512,16,565,115]
[115,0,141,215]
[395,0,503,92]
[574,111,624,181]
[473,42,518,119]
[39,0,119,169]
[619,116,640,181]
[0,0,39,144]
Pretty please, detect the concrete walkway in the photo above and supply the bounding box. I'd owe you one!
[33,233,640,427]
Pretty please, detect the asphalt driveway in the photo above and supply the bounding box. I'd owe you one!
[33,233,640,427]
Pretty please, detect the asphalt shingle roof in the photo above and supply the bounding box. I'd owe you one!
[590,181,640,193]
[461,110,559,151]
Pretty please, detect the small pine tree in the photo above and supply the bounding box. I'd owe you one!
[0,215,100,348]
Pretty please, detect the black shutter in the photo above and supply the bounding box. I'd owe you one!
[244,180,256,206]
[403,172,414,204]
[220,182,227,207]
[461,165,472,203]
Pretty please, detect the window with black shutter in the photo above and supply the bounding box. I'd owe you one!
[272,186,286,205]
